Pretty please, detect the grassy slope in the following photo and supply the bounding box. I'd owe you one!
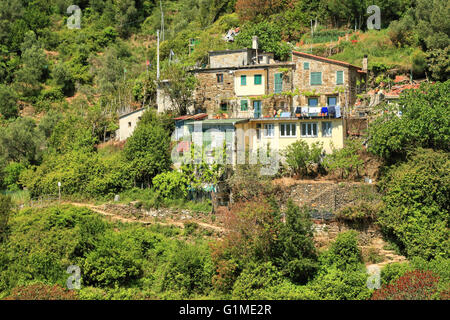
[330,30,415,72]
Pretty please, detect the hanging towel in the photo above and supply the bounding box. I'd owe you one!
[335,105,341,118]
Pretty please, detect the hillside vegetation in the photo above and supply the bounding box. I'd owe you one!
[0,0,449,300]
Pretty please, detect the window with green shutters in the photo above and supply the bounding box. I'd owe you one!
[240,100,248,111]
[310,72,322,85]
[304,62,310,70]
[241,75,247,85]
[254,74,262,85]
[336,71,344,85]
[274,73,283,93]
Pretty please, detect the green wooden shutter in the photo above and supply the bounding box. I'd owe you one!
[240,100,248,111]
[336,71,344,85]
[274,73,282,93]
[311,72,322,85]
[254,74,262,85]
[241,75,246,85]
[304,62,309,70]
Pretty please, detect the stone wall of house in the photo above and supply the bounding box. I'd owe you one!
[209,50,253,68]
[292,54,351,107]
[193,71,236,117]
[193,64,295,118]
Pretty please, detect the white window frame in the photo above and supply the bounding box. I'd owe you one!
[263,123,275,138]
[301,122,318,138]
[322,121,332,137]
[280,123,297,138]
[336,70,344,85]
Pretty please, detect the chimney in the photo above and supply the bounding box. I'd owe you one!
[362,55,368,72]
[252,36,258,50]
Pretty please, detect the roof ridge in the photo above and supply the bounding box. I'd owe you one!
[292,51,362,70]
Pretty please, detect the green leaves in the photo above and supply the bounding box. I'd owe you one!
[124,110,173,187]
[323,139,364,179]
[369,81,450,162]
[284,140,323,177]
[378,149,450,260]
[235,20,291,61]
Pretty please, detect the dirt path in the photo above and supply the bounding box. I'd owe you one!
[364,237,408,272]
[67,202,226,233]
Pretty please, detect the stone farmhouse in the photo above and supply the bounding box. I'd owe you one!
[173,39,367,165]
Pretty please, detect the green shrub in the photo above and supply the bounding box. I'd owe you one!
[381,262,411,285]
[82,230,144,287]
[310,266,371,300]
[0,194,12,242]
[153,170,189,200]
[323,139,364,179]
[321,231,364,271]
[2,162,26,191]
[378,149,449,260]
[231,261,284,299]
[156,241,214,298]
[368,81,450,162]
[283,140,323,177]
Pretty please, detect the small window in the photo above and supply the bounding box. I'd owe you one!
[256,123,261,140]
[308,98,319,107]
[280,123,296,137]
[254,74,262,85]
[128,122,132,127]
[310,72,322,85]
[240,100,248,111]
[301,123,318,137]
[304,62,310,70]
[220,102,228,111]
[336,71,344,85]
[327,96,337,106]
[322,122,332,137]
[241,75,247,85]
[217,73,223,83]
[263,124,274,137]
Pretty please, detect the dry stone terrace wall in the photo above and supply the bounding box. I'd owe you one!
[283,181,382,244]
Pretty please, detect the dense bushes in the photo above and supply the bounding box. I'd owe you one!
[0,205,215,299]
[372,270,441,300]
[310,231,371,300]
[21,150,133,199]
[211,199,319,294]
[153,171,189,201]
[124,110,173,187]
[0,194,12,242]
[283,140,323,177]
[369,81,450,162]
[323,140,364,179]
[377,149,449,260]
[4,283,78,300]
